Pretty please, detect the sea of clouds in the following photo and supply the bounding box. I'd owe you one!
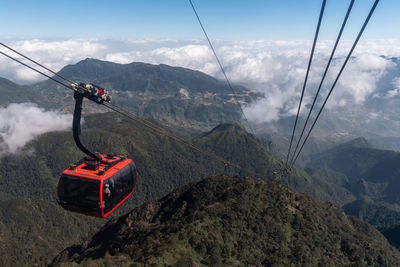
[0,38,399,152]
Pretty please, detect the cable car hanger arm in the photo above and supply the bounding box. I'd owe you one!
[72,83,112,162]
[73,91,102,161]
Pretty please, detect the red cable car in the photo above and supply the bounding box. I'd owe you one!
[57,84,137,218]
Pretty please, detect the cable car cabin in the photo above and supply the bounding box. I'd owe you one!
[57,84,138,218]
[57,154,137,218]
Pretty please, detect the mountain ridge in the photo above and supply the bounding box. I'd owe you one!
[306,137,400,226]
[27,58,260,130]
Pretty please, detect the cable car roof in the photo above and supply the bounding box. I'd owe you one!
[62,155,133,181]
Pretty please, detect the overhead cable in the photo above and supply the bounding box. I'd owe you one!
[0,42,78,86]
[291,0,380,166]
[188,0,256,135]
[289,0,355,165]
[285,0,327,166]
[0,50,76,92]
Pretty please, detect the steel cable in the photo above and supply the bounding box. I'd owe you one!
[289,0,355,165]
[291,0,380,166]
[285,0,327,166]
[188,0,256,135]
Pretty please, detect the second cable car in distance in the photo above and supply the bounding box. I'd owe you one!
[57,83,137,218]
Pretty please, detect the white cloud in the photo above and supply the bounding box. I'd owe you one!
[334,54,395,104]
[0,39,107,84]
[0,38,399,123]
[0,103,72,155]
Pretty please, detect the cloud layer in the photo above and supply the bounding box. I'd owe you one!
[1,38,399,123]
[0,103,72,155]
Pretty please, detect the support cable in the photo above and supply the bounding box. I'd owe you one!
[285,0,327,166]
[0,50,77,92]
[188,0,256,135]
[291,0,380,166]
[0,42,78,86]
[289,0,355,165]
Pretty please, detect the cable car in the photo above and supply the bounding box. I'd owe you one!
[57,154,137,218]
[57,84,137,218]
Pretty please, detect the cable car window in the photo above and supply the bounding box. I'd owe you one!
[110,172,124,205]
[80,180,100,208]
[120,164,134,193]
[60,176,79,200]
[59,175,100,210]
[109,164,135,205]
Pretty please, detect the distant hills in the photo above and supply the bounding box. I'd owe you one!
[24,58,260,131]
[306,137,400,227]
[0,77,35,105]
[51,176,400,266]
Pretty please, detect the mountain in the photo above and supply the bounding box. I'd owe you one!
[343,199,400,227]
[308,138,400,200]
[3,57,400,151]
[27,58,260,131]
[0,77,35,106]
[0,115,271,266]
[380,225,400,250]
[0,111,359,266]
[51,175,400,266]
[306,137,400,227]
[194,123,278,177]
[0,58,260,131]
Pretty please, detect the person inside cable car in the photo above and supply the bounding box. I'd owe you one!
[103,182,112,208]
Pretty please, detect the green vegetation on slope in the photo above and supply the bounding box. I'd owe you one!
[0,112,354,266]
[0,197,98,267]
[306,137,400,227]
[0,77,35,106]
[51,176,400,267]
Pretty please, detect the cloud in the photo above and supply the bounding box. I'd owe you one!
[0,39,107,84]
[0,103,72,155]
[105,44,218,75]
[1,38,399,123]
[333,53,395,104]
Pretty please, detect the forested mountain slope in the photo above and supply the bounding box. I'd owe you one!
[51,176,400,267]
[0,112,330,266]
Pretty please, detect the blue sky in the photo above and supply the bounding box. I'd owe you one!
[0,0,398,40]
